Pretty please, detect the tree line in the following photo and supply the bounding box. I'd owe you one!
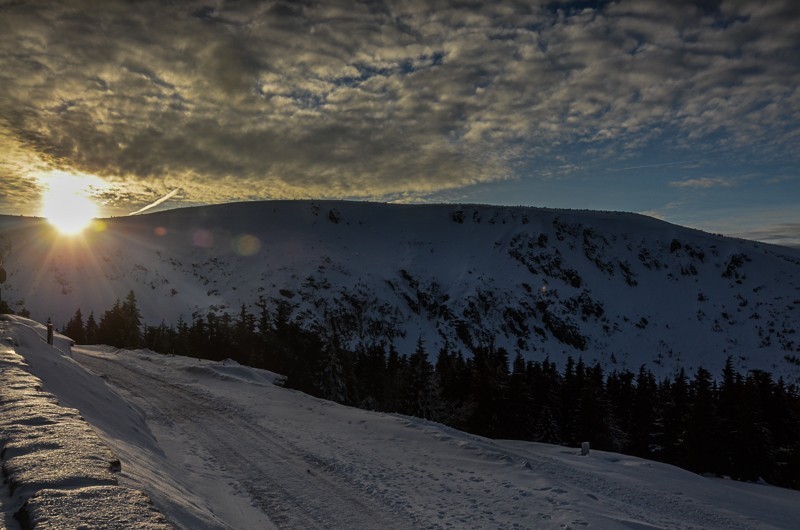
[62,293,800,490]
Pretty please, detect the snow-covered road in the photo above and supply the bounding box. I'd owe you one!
[1,311,794,530]
[58,345,800,529]
[74,349,412,529]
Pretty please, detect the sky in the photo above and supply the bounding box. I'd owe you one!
[0,0,798,246]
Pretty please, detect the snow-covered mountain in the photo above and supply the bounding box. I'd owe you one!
[2,201,799,380]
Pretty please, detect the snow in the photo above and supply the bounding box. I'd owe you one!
[0,316,171,529]
[3,315,799,529]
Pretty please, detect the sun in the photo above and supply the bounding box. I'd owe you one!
[39,171,101,235]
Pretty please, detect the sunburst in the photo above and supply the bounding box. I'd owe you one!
[38,171,103,235]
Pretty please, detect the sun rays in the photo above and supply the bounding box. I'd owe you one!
[38,171,105,235]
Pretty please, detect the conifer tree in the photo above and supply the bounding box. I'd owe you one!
[657,369,689,464]
[629,366,657,457]
[97,298,123,347]
[434,345,471,426]
[234,304,257,365]
[85,311,98,344]
[731,370,773,481]
[353,343,387,410]
[383,344,404,412]
[317,343,350,404]
[560,356,580,444]
[532,359,563,444]
[502,352,536,440]
[174,316,190,356]
[574,363,614,450]
[120,290,143,348]
[606,369,635,444]
[467,345,509,437]
[683,366,721,474]
[144,321,168,353]
[62,308,86,344]
[402,337,441,420]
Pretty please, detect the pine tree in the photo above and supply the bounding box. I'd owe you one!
[683,366,721,474]
[730,370,773,481]
[502,352,536,440]
[467,345,509,437]
[121,290,143,348]
[174,316,189,356]
[606,369,635,447]
[560,356,581,445]
[383,344,404,412]
[85,311,98,344]
[62,308,86,344]
[534,405,561,444]
[531,358,563,444]
[629,366,657,457]
[434,345,471,426]
[97,298,123,347]
[353,343,387,410]
[317,343,350,404]
[771,379,800,489]
[402,337,441,420]
[144,321,173,354]
[657,369,689,464]
[234,304,257,365]
[573,363,614,450]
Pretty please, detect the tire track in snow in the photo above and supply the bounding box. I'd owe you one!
[75,352,413,529]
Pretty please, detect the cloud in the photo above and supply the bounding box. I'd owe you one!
[619,161,699,171]
[0,0,798,213]
[734,223,800,248]
[669,177,739,189]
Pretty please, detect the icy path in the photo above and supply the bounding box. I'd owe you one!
[59,348,800,529]
[73,349,415,529]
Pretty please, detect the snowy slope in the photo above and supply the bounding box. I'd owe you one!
[0,316,171,529]
[2,316,799,529]
[2,201,800,380]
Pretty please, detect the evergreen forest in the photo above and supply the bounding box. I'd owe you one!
[61,292,800,490]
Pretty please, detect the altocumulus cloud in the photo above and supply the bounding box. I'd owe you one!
[0,0,798,211]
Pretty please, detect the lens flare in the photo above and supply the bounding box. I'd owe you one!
[232,234,261,256]
[193,229,214,248]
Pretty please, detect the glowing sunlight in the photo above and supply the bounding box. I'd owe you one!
[39,171,102,234]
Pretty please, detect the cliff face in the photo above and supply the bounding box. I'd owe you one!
[2,200,799,380]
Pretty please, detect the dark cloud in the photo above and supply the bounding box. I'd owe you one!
[0,0,798,209]
[0,173,42,214]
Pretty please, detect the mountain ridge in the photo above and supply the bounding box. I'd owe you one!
[1,200,799,381]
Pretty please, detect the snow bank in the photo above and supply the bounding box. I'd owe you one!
[0,318,171,529]
[180,356,284,386]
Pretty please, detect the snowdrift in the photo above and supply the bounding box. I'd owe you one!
[0,316,170,529]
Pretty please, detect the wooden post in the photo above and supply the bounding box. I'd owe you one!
[47,318,54,346]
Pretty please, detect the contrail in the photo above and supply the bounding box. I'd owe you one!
[129,188,180,215]
[618,160,698,171]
